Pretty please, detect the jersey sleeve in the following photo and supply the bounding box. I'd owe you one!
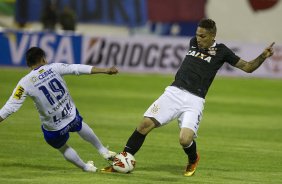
[223,45,240,66]
[51,63,92,76]
[0,81,27,119]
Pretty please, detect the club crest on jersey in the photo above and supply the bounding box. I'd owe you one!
[208,47,217,56]
[13,85,25,100]
[151,104,160,114]
[187,50,212,63]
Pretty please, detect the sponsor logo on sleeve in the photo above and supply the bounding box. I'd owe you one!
[13,86,25,100]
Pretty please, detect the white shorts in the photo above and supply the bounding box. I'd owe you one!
[144,86,205,136]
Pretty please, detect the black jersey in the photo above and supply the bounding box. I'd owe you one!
[171,37,240,98]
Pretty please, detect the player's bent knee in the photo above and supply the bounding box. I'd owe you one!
[179,128,195,147]
[179,137,193,147]
[179,133,194,147]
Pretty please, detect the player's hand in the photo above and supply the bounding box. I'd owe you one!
[261,42,275,59]
[107,66,118,75]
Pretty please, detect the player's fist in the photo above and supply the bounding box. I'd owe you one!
[262,42,275,59]
[107,66,118,75]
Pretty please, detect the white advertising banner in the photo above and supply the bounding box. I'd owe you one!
[81,35,188,74]
[217,40,282,78]
[82,35,282,78]
[1,29,281,78]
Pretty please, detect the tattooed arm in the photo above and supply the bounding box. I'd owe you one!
[235,42,275,73]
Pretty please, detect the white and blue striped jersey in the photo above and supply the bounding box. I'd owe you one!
[0,63,92,131]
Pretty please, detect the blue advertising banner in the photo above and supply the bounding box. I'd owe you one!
[0,30,82,66]
[15,0,147,27]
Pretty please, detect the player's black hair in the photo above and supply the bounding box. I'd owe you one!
[198,19,217,35]
[25,47,46,67]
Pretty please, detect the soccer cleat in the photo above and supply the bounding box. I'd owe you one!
[184,153,200,176]
[101,150,117,161]
[100,165,117,173]
[83,161,98,172]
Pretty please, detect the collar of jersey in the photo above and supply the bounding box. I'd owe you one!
[210,41,217,48]
[201,41,216,51]
[33,65,44,71]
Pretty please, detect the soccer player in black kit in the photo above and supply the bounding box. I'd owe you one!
[102,19,274,176]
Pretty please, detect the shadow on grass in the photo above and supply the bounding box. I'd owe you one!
[138,163,184,175]
[1,162,67,171]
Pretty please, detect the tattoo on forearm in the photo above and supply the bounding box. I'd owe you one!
[257,54,266,63]
[251,54,266,69]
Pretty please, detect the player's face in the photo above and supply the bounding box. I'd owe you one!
[196,27,215,49]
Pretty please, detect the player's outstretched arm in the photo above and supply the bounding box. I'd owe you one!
[235,42,275,73]
[90,66,118,75]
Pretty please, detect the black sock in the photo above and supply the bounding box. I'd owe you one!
[183,140,197,163]
[123,129,146,155]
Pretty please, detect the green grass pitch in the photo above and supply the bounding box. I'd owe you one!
[0,67,282,184]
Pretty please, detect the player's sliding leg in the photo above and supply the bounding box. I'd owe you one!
[58,144,97,172]
[123,129,147,155]
[123,117,157,155]
[77,121,116,160]
[101,117,156,173]
[101,131,147,173]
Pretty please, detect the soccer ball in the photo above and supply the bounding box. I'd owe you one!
[112,152,136,173]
